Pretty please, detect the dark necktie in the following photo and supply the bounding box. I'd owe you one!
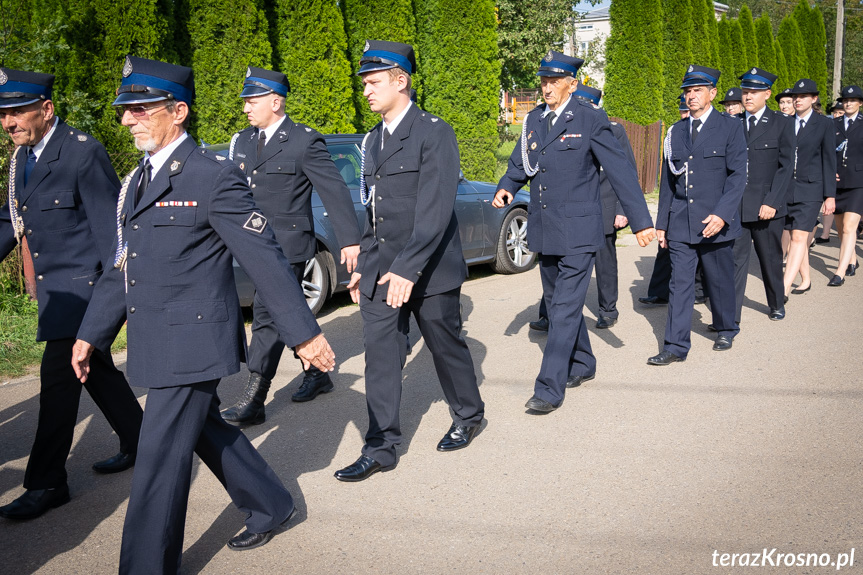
[691,119,702,144]
[797,118,805,134]
[747,116,757,141]
[545,112,556,137]
[383,127,391,147]
[24,148,37,186]
[257,131,267,161]
[135,159,152,208]
[847,117,854,130]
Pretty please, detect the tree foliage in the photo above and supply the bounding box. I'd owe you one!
[342,0,418,132]
[754,13,779,109]
[416,0,500,181]
[275,0,355,133]
[661,0,692,127]
[716,18,735,106]
[689,0,713,68]
[777,15,807,87]
[738,5,759,68]
[188,0,272,145]
[793,0,828,100]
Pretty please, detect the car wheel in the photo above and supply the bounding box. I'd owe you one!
[303,251,332,315]
[491,207,535,274]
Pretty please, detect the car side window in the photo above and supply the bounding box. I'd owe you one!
[328,143,362,188]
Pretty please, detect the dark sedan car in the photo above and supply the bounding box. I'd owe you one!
[210,134,534,314]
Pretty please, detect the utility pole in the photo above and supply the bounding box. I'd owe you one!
[833,0,845,102]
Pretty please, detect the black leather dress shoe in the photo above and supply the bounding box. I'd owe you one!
[647,351,684,366]
[638,296,668,305]
[848,262,859,276]
[595,316,617,329]
[815,236,831,244]
[768,307,785,321]
[291,368,334,402]
[436,423,480,452]
[525,396,561,412]
[529,317,549,332]
[0,484,70,520]
[334,455,394,482]
[227,508,296,551]
[566,373,595,388]
[713,335,733,351]
[92,452,136,474]
[828,274,845,287]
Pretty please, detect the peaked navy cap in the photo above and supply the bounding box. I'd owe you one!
[574,84,601,105]
[681,64,720,88]
[537,50,583,77]
[113,56,195,106]
[358,40,416,75]
[0,68,54,109]
[739,67,777,90]
[241,66,290,98]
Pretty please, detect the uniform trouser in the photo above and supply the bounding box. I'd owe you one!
[535,253,596,406]
[647,245,706,300]
[246,262,306,379]
[119,379,292,575]
[596,232,619,319]
[360,287,484,467]
[23,338,142,490]
[664,240,739,358]
[732,217,785,323]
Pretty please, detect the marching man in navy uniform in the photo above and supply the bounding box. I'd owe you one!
[649,65,747,366]
[220,66,361,426]
[494,51,655,412]
[732,67,794,323]
[70,56,336,573]
[0,68,143,520]
[334,41,485,482]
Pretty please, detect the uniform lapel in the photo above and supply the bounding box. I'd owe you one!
[541,98,576,149]
[19,118,66,204]
[689,108,717,153]
[253,117,293,169]
[132,136,197,217]
[846,114,861,136]
[376,104,417,171]
[748,109,771,143]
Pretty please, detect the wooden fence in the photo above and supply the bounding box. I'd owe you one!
[609,117,663,195]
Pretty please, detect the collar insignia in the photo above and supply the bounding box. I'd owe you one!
[239,162,245,170]
[123,56,133,78]
[170,160,181,171]
[530,142,537,150]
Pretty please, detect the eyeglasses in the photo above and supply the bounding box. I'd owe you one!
[115,103,170,120]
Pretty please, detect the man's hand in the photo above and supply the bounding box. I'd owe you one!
[701,214,726,238]
[340,245,360,274]
[347,272,361,304]
[634,227,656,247]
[71,340,95,383]
[758,205,777,220]
[378,272,415,308]
[657,229,667,249]
[492,189,513,208]
[823,197,836,216]
[296,333,336,372]
[614,215,629,229]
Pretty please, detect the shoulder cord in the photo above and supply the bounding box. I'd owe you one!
[663,124,688,192]
[228,132,240,161]
[113,167,139,273]
[7,147,23,242]
[520,112,540,177]
[358,131,376,235]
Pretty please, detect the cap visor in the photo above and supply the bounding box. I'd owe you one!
[112,92,169,106]
[0,96,41,109]
[240,85,273,98]
[357,62,398,76]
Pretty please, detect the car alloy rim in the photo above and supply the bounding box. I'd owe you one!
[303,257,324,306]
[506,215,530,266]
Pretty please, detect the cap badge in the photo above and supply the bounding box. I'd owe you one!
[77,135,88,142]
[243,212,267,233]
[799,81,805,88]
[688,65,694,73]
[364,41,370,52]
[847,88,853,94]
[170,160,181,171]
[0,69,7,85]
[751,68,757,74]
[246,67,252,78]
[123,56,133,78]
[544,51,554,62]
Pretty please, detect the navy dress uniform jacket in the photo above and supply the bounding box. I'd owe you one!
[737,109,794,221]
[77,136,321,388]
[836,116,863,188]
[657,110,748,242]
[0,119,120,340]
[498,98,653,254]
[791,113,837,202]
[229,116,361,263]
[356,104,467,298]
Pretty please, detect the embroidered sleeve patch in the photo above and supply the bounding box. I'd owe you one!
[243,212,268,233]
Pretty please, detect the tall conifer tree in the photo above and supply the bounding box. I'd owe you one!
[661,0,693,127]
[738,5,759,68]
[777,15,807,86]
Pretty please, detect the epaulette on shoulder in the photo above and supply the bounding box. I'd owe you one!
[418,110,443,124]
[295,122,316,134]
[199,147,230,164]
[65,127,91,144]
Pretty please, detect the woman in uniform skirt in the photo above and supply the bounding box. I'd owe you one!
[829,86,863,286]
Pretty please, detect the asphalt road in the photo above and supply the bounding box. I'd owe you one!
[1,235,861,574]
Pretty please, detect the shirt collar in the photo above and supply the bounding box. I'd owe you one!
[746,106,767,123]
[31,117,59,161]
[846,112,858,126]
[542,95,572,119]
[690,105,713,128]
[147,132,190,178]
[796,109,813,124]
[259,115,287,143]
[382,101,413,139]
